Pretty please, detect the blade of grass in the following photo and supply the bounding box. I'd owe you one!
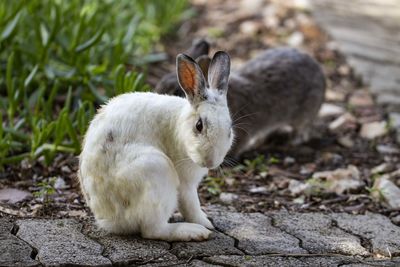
[24,64,39,88]
[88,81,108,103]
[0,153,30,165]
[1,11,21,41]
[75,28,104,53]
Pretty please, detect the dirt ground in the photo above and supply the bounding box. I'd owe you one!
[1,0,399,224]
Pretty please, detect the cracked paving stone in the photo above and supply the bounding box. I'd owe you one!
[87,228,181,266]
[188,259,221,266]
[16,219,111,266]
[271,212,369,256]
[171,231,243,259]
[331,213,400,257]
[0,219,39,266]
[202,255,357,267]
[209,211,307,255]
[341,257,400,267]
[141,259,218,267]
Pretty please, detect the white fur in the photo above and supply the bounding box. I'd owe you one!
[79,90,233,241]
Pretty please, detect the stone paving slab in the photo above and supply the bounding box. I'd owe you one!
[343,259,400,267]
[331,213,400,257]
[0,219,39,267]
[210,211,307,255]
[203,255,400,267]
[171,231,243,259]
[271,212,369,256]
[2,210,400,266]
[202,255,357,267]
[16,219,111,266]
[87,229,178,266]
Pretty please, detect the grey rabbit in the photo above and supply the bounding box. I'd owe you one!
[155,40,326,157]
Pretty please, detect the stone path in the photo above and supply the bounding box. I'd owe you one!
[3,2,400,267]
[310,0,400,140]
[1,207,400,266]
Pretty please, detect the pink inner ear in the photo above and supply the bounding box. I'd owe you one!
[179,61,197,94]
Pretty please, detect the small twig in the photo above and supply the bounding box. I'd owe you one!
[0,205,28,217]
[386,247,392,259]
[185,255,194,264]
[139,246,178,265]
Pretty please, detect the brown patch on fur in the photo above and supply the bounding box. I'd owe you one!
[122,198,130,208]
[106,131,114,142]
[102,131,114,153]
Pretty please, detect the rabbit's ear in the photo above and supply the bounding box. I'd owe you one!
[187,39,210,59]
[196,55,211,82]
[176,54,207,104]
[208,51,230,93]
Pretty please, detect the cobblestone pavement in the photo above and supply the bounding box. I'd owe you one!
[311,0,400,140]
[1,207,399,266]
[2,2,400,266]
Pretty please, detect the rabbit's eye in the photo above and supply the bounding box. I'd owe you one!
[196,118,203,133]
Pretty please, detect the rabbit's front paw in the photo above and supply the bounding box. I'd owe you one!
[175,223,212,241]
[191,212,214,229]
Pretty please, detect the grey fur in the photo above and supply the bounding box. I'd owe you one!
[155,42,326,157]
[208,51,230,93]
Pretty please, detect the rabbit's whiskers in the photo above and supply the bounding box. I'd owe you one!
[233,111,259,124]
[231,103,250,121]
[223,156,239,167]
[221,160,234,168]
[233,122,251,127]
[233,125,250,137]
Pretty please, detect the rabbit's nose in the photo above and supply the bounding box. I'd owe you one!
[205,159,214,169]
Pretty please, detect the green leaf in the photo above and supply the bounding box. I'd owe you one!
[115,65,125,95]
[0,153,30,165]
[1,11,21,41]
[24,64,39,88]
[45,81,60,115]
[64,86,72,112]
[40,23,49,46]
[0,115,3,139]
[75,28,104,53]
[63,114,80,152]
[132,72,144,92]
[6,52,14,96]
[0,0,190,166]
[88,81,108,103]
[123,16,140,44]
[3,127,29,141]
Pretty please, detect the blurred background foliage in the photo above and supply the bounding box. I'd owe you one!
[0,0,189,167]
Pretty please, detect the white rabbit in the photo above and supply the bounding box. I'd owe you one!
[79,51,233,241]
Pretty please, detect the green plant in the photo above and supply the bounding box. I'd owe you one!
[234,154,268,174]
[304,177,331,196]
[268,156,280,164]
[204,176,225,196]
[0,0,189,167]
[33,177,57,204]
